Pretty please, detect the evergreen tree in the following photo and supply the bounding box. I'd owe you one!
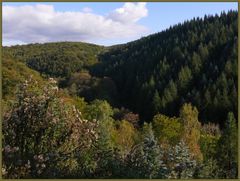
[192,52,202,74]
[217,112,238,178]
[152,90,161,114]
[93,118,115,178]
[195,158,220,178]
[178,66,192,91]
[165,140,197,179]
[125,124,165,178]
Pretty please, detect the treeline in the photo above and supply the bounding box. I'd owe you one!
[3,42,104,78]
[2,78,237,178]
[92,10,238,125]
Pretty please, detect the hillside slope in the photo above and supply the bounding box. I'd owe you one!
[3,42,104,78]
[2,54,44,100]
[92,11,238,125]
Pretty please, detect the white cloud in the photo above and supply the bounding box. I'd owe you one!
[82,7,92,13]
[108,2,148,24]
[3,3,149,45]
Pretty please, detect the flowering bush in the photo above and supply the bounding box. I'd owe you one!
[3,78,99,178]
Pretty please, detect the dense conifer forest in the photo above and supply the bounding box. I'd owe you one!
[2,11,238,178]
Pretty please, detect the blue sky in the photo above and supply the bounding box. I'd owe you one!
[3,2,238,46]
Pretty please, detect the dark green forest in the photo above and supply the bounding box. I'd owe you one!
[93,11,238,125]
[2,11,238,179]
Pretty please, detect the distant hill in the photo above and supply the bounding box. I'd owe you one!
[2,54,44,100]
[3,42,104,77]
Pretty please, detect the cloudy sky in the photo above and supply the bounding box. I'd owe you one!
[3,2,238,46]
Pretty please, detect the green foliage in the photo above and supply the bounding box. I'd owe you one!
[197,123,221,179]
[67,72,118,105]
[191,52,202,74]
[195,158,220,178]
[199,123,220,162]
[90,118,116,178]
[165,140,197,179]
[216,112,238,178]
[2,55,44,100]
[112,120,139,156]
[125,124,165,179]
[84,99,113,121]
[94,11,237,125]
[2,76,235,179]
[178,66,192,91]
[152,114,183,145]
[3,42,104,78]
[199,134,219,162]
[72,97,87,114]
[2,11,238,179]
[152,90,161,114]
[3,78,99,178]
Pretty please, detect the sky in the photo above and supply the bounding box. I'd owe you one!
[2,2,238,46]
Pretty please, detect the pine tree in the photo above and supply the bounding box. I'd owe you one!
[204,89,211,106]
[125,124,165,178]
[217,112,238,178]
[192,52,202,74]
[166,140,197,179]
[142,124,164,179]
[178,66,192,91]
[168,79,177,99]
[93,118,115,178]
[152,90,161,114]
[196,158,220,178]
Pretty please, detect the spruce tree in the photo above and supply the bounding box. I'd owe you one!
[166,140,197,179]
[217,112,237,178]
[125,124,165,178]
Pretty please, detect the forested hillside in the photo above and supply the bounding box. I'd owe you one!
[2,54,45,113]
[93,11,238,125]
[3,42,104,77]
[2,10,238,179]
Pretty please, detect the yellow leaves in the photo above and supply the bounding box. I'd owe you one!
[112,120,138,156]
[180,103,202,162]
